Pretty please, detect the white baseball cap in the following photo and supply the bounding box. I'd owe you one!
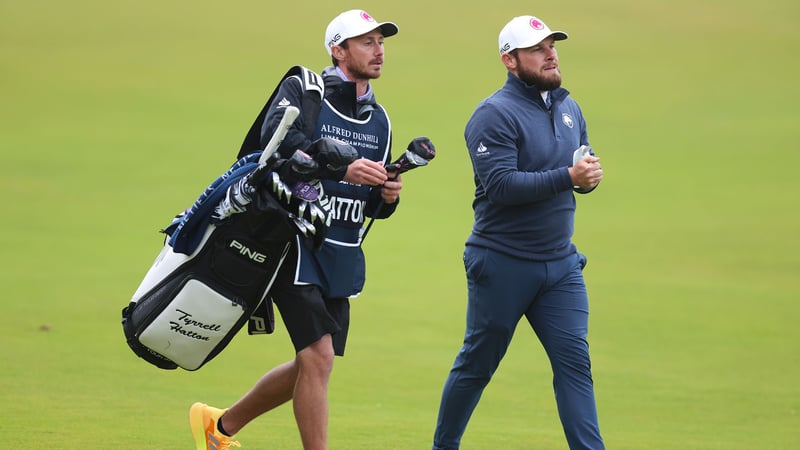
[324,10,399,56]
[498,16,568,54]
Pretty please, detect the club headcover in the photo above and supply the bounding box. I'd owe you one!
[386,137,436,174]
[305,137,359,180]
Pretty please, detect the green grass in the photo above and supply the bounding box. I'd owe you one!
[2,0,799,448]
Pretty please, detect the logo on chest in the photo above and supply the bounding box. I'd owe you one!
[561,113,574,128]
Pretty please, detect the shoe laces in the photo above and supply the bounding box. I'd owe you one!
[217,437,241,449]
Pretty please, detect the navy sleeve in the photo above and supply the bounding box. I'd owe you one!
[260,76,314,159]
[465,103,573,206]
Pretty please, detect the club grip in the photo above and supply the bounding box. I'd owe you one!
[259,106,300,165]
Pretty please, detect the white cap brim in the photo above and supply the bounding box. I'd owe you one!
[325,10,399,55]
[498,16,568,54]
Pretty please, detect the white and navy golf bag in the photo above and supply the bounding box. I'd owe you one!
[121,66,330,371]
[121,152,333,370]
[122,65,357,371]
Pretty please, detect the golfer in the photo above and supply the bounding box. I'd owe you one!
[432,15,606,450]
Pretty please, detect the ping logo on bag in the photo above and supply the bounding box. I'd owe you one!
[229,239,268,263]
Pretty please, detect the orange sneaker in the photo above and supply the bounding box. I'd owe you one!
[189,402,241,450]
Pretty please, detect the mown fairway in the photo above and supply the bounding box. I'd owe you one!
[1,0,798,448]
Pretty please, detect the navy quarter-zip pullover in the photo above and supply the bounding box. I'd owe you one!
[465,72,590,260]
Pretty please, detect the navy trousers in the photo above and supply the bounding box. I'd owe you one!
[432,246,604,450]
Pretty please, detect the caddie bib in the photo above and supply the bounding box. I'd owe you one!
[296,99,391,297]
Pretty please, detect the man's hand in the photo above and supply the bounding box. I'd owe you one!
[381,173,402,204]
[343,158,389,186]
[569,155,603,190]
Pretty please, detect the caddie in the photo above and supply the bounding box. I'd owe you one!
[189,9,434,450]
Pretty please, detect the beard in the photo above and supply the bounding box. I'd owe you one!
[347,60,382,81]
[517,65,562,91]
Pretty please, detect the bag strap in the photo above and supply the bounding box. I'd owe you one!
[238,66,324,159]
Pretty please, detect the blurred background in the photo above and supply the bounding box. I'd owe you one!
[1,0,798,448]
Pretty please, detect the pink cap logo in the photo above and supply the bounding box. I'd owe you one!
[360,11,375,22]
[530,18,545,30]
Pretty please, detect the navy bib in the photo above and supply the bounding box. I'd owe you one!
[297,99,391,297]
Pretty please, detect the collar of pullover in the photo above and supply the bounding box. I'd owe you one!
[322,66,378,119]
[505,72,569,107]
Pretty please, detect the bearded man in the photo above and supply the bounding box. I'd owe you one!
[431,15,606,450]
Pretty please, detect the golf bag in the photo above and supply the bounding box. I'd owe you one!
[121,154,331,370]
[122,66,333,371]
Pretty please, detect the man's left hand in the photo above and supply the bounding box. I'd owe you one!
[381,173,402,204]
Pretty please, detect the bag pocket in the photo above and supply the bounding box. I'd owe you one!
[138,278,247,371]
